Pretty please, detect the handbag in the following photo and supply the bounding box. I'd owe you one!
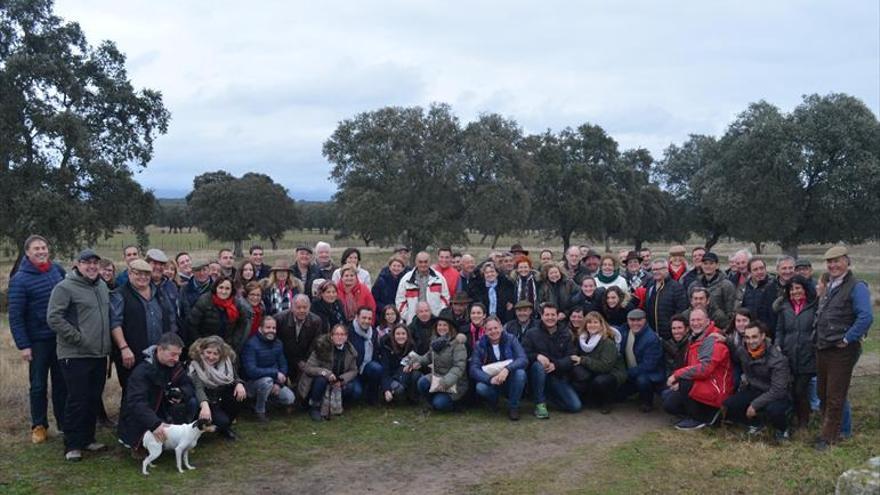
[428,351,457,395]
[481,359,512,377]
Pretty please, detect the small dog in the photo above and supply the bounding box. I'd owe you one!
[142,419,209,475]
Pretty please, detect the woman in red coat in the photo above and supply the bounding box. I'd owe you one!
[336,264,376,322]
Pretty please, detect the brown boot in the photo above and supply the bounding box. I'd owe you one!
[31,425,48,444]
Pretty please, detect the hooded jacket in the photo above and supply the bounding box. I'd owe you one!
[46,268,111,360]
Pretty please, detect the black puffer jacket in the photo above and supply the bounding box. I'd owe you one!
[644,278,687,340]
[187,293,247,350]
[775,298,817,375]
[732,339,791,410]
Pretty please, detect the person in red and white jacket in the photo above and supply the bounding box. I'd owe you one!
[662,307,734,430]
[395,252,450,324]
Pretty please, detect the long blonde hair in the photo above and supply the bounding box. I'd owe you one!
[583,311,616,340]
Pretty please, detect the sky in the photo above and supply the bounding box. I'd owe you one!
[54,0,880,200]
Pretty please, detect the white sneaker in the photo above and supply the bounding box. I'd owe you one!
[65,450,82,461]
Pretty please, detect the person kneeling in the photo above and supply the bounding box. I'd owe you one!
[570,311,627,414]
[469,316,528,420]
[240,316,295,422]
[378,324,422,404]
[413,310,469,412]
[188,336,247,441]
[723,322,792,441]
[663,308,734,430]
[118,333,197,452]
[297,324,360,421]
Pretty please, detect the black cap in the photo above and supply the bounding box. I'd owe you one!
[702,252,719,263]
[77,249,101,262]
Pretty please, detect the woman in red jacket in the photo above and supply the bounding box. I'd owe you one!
[336,264,376,322]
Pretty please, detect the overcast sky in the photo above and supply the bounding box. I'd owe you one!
[55,0,880,200]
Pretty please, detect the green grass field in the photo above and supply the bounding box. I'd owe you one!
[0,230,877,494]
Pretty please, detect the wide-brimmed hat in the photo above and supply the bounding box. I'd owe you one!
[433,309,459,329]
[451,292,473,305]
[270,259,292,272]
[510,244,529,256]
[624,251,642,264]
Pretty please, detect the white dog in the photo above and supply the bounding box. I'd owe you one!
[141,419,209,475]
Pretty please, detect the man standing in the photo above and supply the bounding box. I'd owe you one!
[727,249,751,309]
[249,245,272,280]
[395,252,450,324]
[644,259,687,341]
[313,241,336,280]
[110,259,178,394]
[47,249,112,461]
[179,259,212,345]
[681,246,706,290]
[687,252,736,321]
[8,235,67,444]
[276,295,324,385]
[457,254,479,296]
[639,248,653,272]
[175,252,193,284]
[814,246,873,451]
[562,246,587,285]
[432,247,460,299]
[218,249,236,279]
[291,246,321,296]
[146,248,179,318]
[741,258,777,329]
[114,244,141,287]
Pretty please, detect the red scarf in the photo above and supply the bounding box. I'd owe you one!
[212,294,239,323]
[34,261,52,273]
[469,323,485,348]
[668,262,686,281]
[249,304,263,337]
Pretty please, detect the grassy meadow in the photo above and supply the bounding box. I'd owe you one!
[0,228,877,494]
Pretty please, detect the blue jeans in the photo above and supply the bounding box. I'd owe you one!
[528,361,581,412]
[475,368,527,410]
[417,375,454,411]
[618,373,661,407]
[809,376,852,437]
[360,361,384,404]
[28,340,67,430]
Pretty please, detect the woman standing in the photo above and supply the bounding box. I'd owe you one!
[569,312,627,414]
[263,260,304,315]
[468,262,515,323]
[511,256,539,309]
[188,276,247,351]
[594,254,629,292]
[537,263,576,320]
[336,264,376,322]
[233,260,258,297]
[413,312,469,412]
[372,256,406,312]
[240,281,266,341]
[775,275,818,428]
[189,336,247,440]
[331,248,372,286]
[312,280,348,332]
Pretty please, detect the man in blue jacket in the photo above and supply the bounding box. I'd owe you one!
[240,316,296,421]
[7,235,66,444]
[617,309,665,412]
[469,316,528,420]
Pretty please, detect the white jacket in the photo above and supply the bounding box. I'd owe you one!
[395,267,450,324]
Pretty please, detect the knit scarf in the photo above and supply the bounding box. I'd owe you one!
[188,357,235,389]
[597,269,621,285]
[486,280,498,315]
[431,335,450,353]
[625,329,638,368]
[748,341,766,360]
[579,333,602,354]
[212,294,239,323]
[351,321,374,371]
[516,275,537,304]
[249,304,263,337]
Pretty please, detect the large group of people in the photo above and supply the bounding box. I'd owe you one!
[7,235,873,462]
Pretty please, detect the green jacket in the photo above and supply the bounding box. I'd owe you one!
[575,336,627,386]
[47,269,111,360]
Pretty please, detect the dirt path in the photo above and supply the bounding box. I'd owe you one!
[207,405,668,495]
[854,351,879,377]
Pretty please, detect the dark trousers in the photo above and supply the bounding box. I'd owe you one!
[723,386,791,431]
[206,385,240,432]
[571,367,619,407]
[28,340,67,430]
[792,373,814,428]
[308,377,360,407]
[618,373,661,407]
[60,357,106,451]
[817,342,860,443]
[662,379,718,423]
[360,361,384,404]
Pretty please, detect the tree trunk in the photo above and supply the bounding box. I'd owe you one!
[9,245,25,279]
[480,233,488,245]
[704,232,722,251]
[233,239,243,258]
[561,231,572,252]
[753,241,763,254]
[269,236,278,250]
[491,234,499,249]
[779,242,799,258]
[633,239,643,252]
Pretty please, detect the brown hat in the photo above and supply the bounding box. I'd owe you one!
[822,246,848,260]
[669,245,686,257]
[514,300,533,310]
[510,244,529,256]
[624,251,642,264]
[270,259,292,272]
[451,292,473,305]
